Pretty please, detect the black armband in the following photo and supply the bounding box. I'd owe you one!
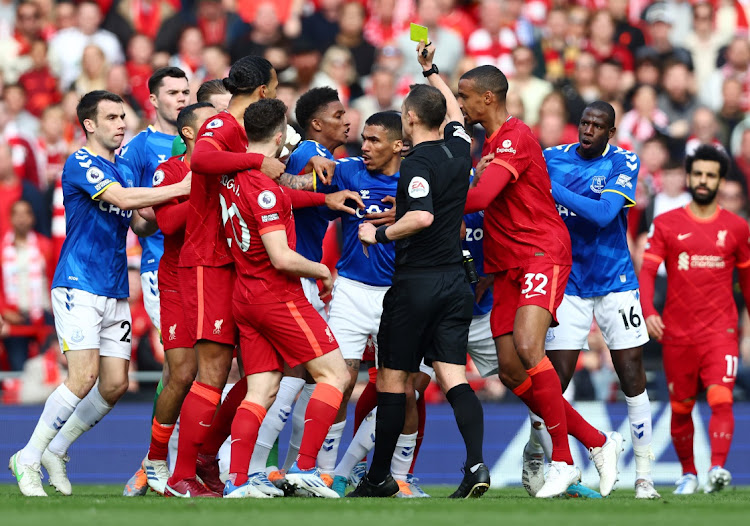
[375,225,390,244]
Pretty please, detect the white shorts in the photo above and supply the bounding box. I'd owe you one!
[141,270,160,330]
[51,287,132,360]
[328,276,388,361]
[545,291,650,351]
[301,277,327,319]
[467,313,497,378]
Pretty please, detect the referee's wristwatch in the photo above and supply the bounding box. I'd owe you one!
[422,64,439,77]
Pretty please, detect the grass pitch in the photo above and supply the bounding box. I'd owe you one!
[0,485,747,526]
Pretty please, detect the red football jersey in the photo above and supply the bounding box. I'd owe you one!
[643,205,750,344]
[179,111,247,268]
[481,117,572,272]
[220,169,306,304]
[153,156,190,291]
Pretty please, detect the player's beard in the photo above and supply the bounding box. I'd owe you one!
[689,184,718,205]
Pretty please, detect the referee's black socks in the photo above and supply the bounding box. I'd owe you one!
[446,383,485,469]
[368,392,406,484]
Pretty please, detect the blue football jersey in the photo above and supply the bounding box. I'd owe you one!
[544,143,640,297]
[120,126,175,273]
[332,157,398,287]
[52,148,136,298]
[286,140,337,262]
[462,210,493,316]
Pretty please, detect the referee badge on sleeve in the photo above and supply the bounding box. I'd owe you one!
[408,177,430,198]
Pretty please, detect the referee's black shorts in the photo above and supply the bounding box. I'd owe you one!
[378,265,474,373]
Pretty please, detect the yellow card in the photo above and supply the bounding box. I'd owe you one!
[409,23,429,43]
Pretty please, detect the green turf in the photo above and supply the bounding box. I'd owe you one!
[0,485,748,526]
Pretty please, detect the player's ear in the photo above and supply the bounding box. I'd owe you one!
[259,84,268,99]
[149,92,158,109]
[393,139,403,154]
[311,118,323,132]
[83,118,96,134]
[608,126,617,140]
[483,90,494,105]
[182,125,195,142]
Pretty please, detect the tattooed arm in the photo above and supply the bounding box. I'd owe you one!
[278,171,316,191]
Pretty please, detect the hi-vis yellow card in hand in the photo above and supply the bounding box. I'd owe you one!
[409,23,429,43]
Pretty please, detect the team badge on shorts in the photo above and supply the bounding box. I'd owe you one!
[545,328,555,343]
[169,324,177,341]
[70,328,84,344]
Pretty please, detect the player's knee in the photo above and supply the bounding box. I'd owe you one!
[66,368,99,397]
[99,377,129,404]
[707,385,733,409]
[497,368,524,391]
[670,398,695,415]
[171,361,198,389]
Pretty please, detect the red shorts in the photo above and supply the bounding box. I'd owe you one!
[663,336,739,400]
[234,295,339,375]
[490,261,570,338]
[159,287,194,351]
[179,265,237,346]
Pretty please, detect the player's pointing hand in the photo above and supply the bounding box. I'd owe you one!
[309,156,337,184]
[325,189,365,215]
[645,314,665,341]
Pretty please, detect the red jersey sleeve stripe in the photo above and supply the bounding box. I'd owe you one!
[737,259,750,269]
[286,300,324,357]
[490,158,519,181]
[258,225,285,236]
[548,264,560,313]
[642,253,664,264]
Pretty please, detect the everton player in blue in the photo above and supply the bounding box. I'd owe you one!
[247,87,351,494]
[9,91,191,497]
[525,101,658,500]
[120,67,190,497]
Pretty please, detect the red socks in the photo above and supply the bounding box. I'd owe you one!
[409,393,426,474]
[229,400,267,486]
[297,383,343,470]
[354,371,378,432]
[200,381,247,458]
[708,386,734,468]
[148,417,175,461]
[168,382,221,483]
[671,401,696,475]
[524,357,573,464]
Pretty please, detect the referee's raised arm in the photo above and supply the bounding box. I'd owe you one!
[417,41,464,125]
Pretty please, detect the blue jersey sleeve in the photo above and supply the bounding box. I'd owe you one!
[119,135,145,186]
[65,152,118,200]
[286,141,330,175]
[601,149,639,206]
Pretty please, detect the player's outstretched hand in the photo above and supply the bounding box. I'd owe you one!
[325,189,365,215]
[365,196,396,226]
[645,314,665,340]
[177,170,192,195]
[318,265,334,299]
[309,156,337,184]
[261,157,286,181]
[417,40,436,68]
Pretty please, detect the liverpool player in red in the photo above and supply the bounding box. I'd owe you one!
[137,102,218,495]
[166,56,287,498]
[456,62,620,498]
[221,98,361,499]
[642,145,750,495]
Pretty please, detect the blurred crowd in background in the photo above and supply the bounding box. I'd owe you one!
[3,0,750,404]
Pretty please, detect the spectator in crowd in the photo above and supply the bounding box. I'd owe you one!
[701,36,750,112]
[49,1,124,90]
[363,0,411,48]
[438,0,477,44]
[169,27,205,83]
[202,45,230,82]
[0,0,45,83]
[718,77,745,149]
[155,0,245,56]
[103,0,178,52]
[718,177,748,217]
[0,142,48,238]
[685,106,724,156]
[396,0,463,81]
[300,0,342,53]
[106,64,144,132]
[17,39,61,118]
[608,0,646,57]
[53,0,77,32]
[74,44,110,96]
[352,66,401,135]
[618,84,669,153]
[685,1,730,92]
[228,2,286,63]
[585,10,634,82]
[538,6,573,84]
[0,200,54,371]
[658,60,699,145]
[311,45,363,107]
[559,51,599,124]
[508,45,552,127]
[125,34,155,120]
[282,38,322,93]
[532,90,578,146]
[638,160,692,237]
[0,96,40,189]
[640,2,693,69]
[34,105,67,194]
[4,83,40,138]
[597,57,627,104]
[466,0,519,75]
[16,341,67,405]
[732,128,750,195]
[335,1,376,79]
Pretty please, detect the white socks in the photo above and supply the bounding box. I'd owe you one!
[626,390,654,481]
[283,382,316,471]
[249,376,305,473]
[334,408,377,478]
[528,410,552,460]
[317,420,346,475]
[18,384,81,466]
[47,385,113,457]
[391,432,417,481]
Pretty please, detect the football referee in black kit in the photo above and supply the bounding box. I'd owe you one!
[352,42,489,499]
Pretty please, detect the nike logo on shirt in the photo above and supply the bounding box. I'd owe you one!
[677,233,692,240]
